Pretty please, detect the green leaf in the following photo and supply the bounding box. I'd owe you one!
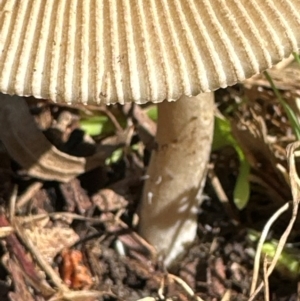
[80,115,114,136]
[212,116,236,150]
[146,106,158,121]
[233,159,250,210]
[212,116,250,209]
[247,231,300,279]
[105,148,123,165]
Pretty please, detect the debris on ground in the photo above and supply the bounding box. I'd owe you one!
[1,60,300,300]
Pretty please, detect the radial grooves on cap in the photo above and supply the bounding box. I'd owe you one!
[209,0,247,83]
[123,1,141,102]
[63,0,77,103]
[283,0,300,29]
[92,1,102,104]
[136,0,160,101]
[13,0,39,95]
[161,0,191,96]
[186,0,226,90]
[230,0,272,68]
[264,0,298,51]
[173,0,208,93]
[78,0,90,105]
[109,0,121,103]
[0,0,27,92]
[149,0,177,100]
[0,0,15,54]
[31,0,53,97]
[48,0,66,101]
[0,0,300,104]
[247,0,284,58]
[217,0,259,74]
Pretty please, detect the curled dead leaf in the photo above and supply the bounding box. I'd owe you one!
[0,93,119,182]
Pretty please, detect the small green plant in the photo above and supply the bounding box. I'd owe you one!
[212,116,250,209]
[249,230,300,279]
[80,115,114,137]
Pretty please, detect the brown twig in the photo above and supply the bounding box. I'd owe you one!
[48,289,116,301]
[207,165,239,224]
[8,185,18,221]
[263,257,270,301]
[168,273,205,301]
[13,220,69,292]
[16,182,43,209]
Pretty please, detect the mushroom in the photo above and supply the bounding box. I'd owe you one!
[0,1,300,267]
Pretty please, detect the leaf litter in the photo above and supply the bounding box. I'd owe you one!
[0,60,300,300]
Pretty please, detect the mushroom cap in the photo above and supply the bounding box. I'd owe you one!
[0,1,299,105]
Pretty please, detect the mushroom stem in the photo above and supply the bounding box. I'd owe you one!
[139,92,214,267]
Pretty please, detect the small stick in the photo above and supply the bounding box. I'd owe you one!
[263,256,270,301]
[49,289,116,301]
[17,182,43,209]
[13,220,69,292]
[168,273,205,301]
[207,165,239,224]
[8,185,18,221]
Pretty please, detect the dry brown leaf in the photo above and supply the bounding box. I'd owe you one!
[92,188,128,212]
[0,94,86,182]
[24,227,79,264]
[60,179,92,214]
[0,93,117,182]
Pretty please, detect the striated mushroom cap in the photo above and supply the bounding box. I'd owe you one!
[0,0,299,105]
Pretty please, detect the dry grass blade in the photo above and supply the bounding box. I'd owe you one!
[8,185,18,221]
[250,202,290,295]
[221,290,231,301]
[48,289,116,301]
[19,212,114,225]
[16,182,43,209]
[168,274,205,301]
[0,226,14,237]
[263,257,270,301]
[249,141,300,300]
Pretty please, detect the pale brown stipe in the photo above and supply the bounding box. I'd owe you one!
[0,0,300,267]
